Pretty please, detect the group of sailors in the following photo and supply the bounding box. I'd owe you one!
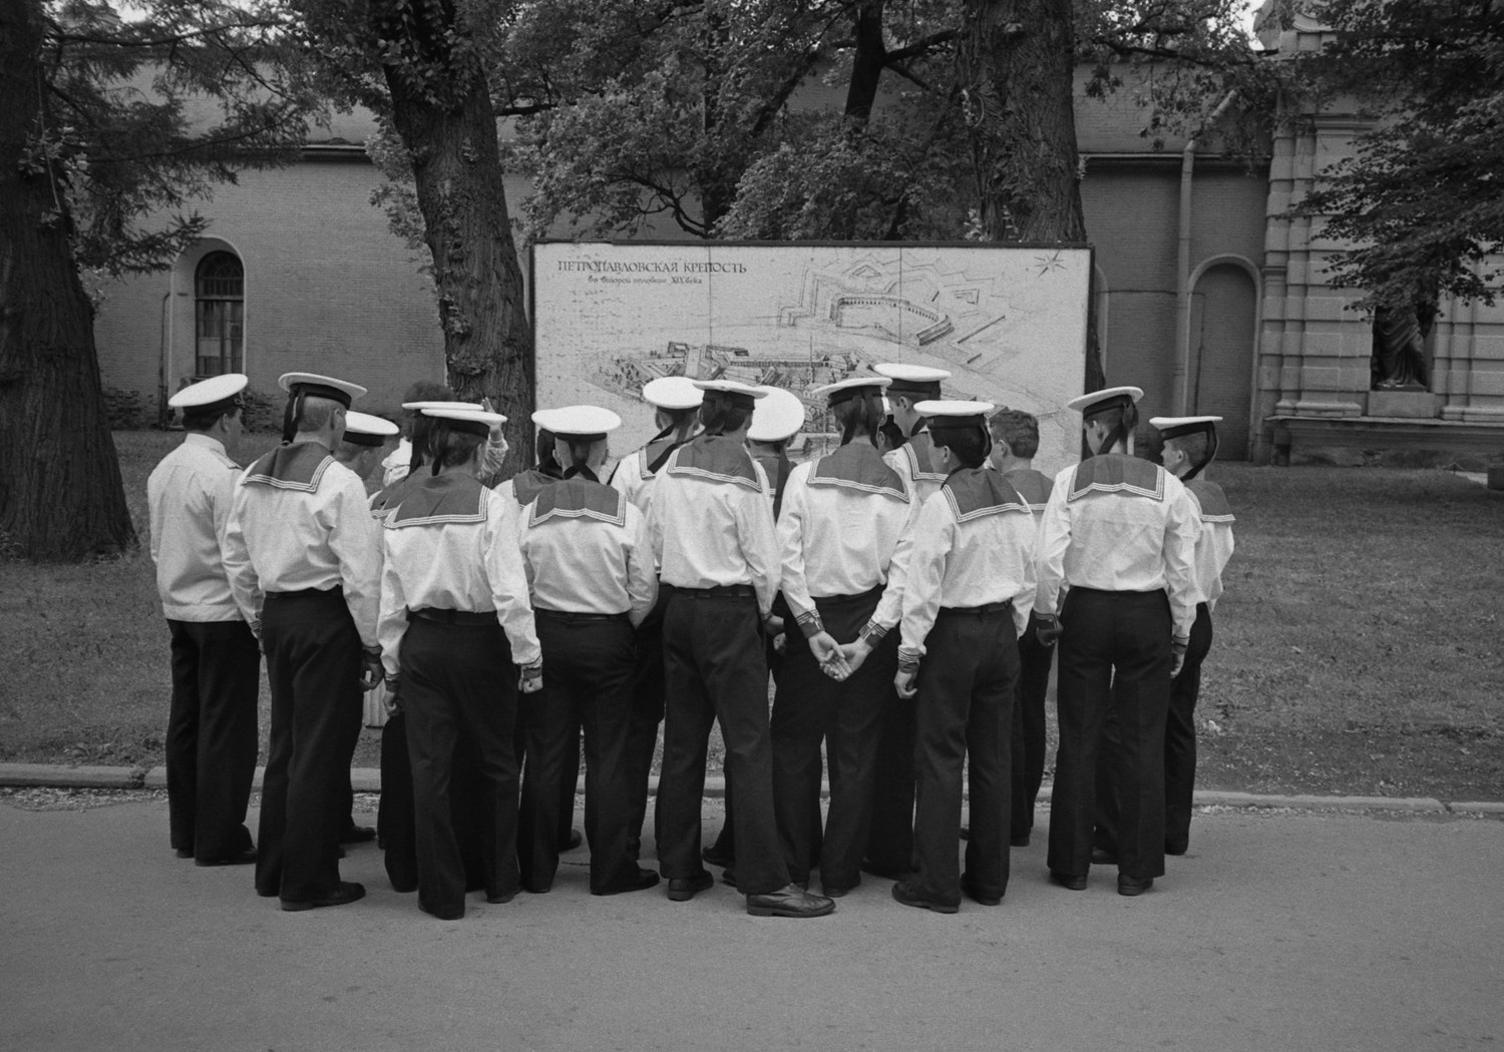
[146,361,1234,919]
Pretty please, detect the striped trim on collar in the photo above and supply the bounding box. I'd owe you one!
[241,444,334,493]
[530,478,628,527]
[1067,454,1166,502]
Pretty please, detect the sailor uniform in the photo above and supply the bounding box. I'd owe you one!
[379,471,542,917]
[148,429,259,863]
[770,442,914,890]
[223,440,382,905]
[1003,466,1056,841]
[649,434,793,896]
[892,466,1036,906]
[1036,453,1199,884]
[517,475,657,893]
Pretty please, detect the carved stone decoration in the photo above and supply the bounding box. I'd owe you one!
[1371,302,1430,390]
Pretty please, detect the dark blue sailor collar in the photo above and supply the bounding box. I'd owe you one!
[242,442,333,492]
[530,477,627,527]
[1186,479,1234,522]
[942,467,1030,521]
[386,473,488,527]
[1067,454,1166,502]
[808,443,909,502]
[665,434,761,491]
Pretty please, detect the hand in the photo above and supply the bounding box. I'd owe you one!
[358,648,384,691]
[837,638,873,675]
[1170,636,1189,678]
[763,614,785,638]
[809,630,852,680]
[894,666,918,699]
[519,663,544,694]
[771,631,787,655]
[1036,615,1062,647]
[382,674,402,716]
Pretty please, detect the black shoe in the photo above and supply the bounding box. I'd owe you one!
[174,848,193,859]
[280,881,366,912]
[559,828,584,852]
[721,867,738,890]
[666,872,714,901]
[1165,841,1189,856]
[595,868,661,896]
[702,842,733,868]
[195,847,258,867]
[340,824,377,845]
[1010,832,1032,848]
[1118,874,1154,897]
[746,884,835,918]
[961,876,1002,906]
[1049,870,1088,891]
[891,880,959,914]
[1091,847,1119,866]
[486,889,518,904]
[821,879,858,898]
[420,902,465,920]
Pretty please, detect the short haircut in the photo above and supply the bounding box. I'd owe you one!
[295,396,337,433]
[1164,430,1211,466]
[1133,423,1164,465]
[988,408,1039,458]
[181,404,237,432]
[929,425,988,469]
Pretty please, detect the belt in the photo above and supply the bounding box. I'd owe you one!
[937,599,1013,617]
[535,608,631,624]
[264,587,342,600]
[673,585,755,599]
[810,583,885,607]
[408,607,496,626]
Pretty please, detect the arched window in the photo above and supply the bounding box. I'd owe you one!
[195,251,244,376]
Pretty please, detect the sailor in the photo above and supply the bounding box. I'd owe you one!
[377,405,543,919]
[610,376,704,861]
[223,372,382,911]
[1096,416,1234,858]
[987,407,1055,847]
[648,378,835,918]
[515,405,660,895]
[770,376,916,896]
[872,401,1036,912]
[706,384,808,877]
[1035,386,1199,897]
[863,361,951,881]
[330,410,400,843]
[381,382,451,487]
[147,373,260,867]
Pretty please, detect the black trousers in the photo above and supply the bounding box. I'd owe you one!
[912,607,1018,905]
[865,678,918,875]
[1096,602,1213,855]
[1049,588,1171,883]
[622,590,668,860]
[709,625,792,867]
[656,590,790,896]
[165,618,260,862]
[519,612,639,894]
[379,711,488,895]
[1011,612,1055,836]
[401,618,520,916]
[255,591,362,903]
[770,589,895,889]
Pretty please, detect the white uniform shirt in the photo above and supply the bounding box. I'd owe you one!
[146,433,245,622]
[608,449,654,516]
[518,486,658,626]
[377,487,542,675]
[381,438,413,487]
[1034,458,1200,637]
[648,443,779,618]
[776,456,918,630]
[1186,489,1236,611]
[896,479,1038,655]
[884,438,946,506]
[222,445,383,646]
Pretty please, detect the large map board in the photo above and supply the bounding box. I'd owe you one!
[532,242,1091,478]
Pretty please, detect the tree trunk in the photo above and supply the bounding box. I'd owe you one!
[381,66,536,473]
[956,0,1105,390]
[0,0,135,560]
[844,0,887,128]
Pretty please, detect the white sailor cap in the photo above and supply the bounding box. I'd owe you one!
[168,373,248,412]
[1150,415,1222,440]
[278,372,366,407]
[1066,385,1144,418]
[401,399,483,413]
[915,399,996,426]
[642,376,704,410]
[342,411,400,447]
[419,406,507,437]
[872,363,950,398]
[747,387,806,443]
[810,375,891,406]
[693,378,768,410]
[531,405,622,438]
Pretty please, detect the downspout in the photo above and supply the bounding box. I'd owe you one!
[1174,92,1238,414]
[158,291,171,427]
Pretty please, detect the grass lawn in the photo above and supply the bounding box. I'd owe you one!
[1,430,1501,799]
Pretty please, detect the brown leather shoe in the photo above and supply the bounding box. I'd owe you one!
[746,884,835,918]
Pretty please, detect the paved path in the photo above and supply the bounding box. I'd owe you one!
[2,795,1500,1051]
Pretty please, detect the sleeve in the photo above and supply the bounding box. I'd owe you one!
[146,469,163,567]
[869,488,923,632]
[623,504,659,628]
[209,465,244,618]
[775,465,819,633]
[1011,516,1038,636]
[897,494,955,657]
[1162,476,1201,638]
[1033,472,1072,618]
[484,495,542,667]
[733,482,781,620]
[327,471,384,648]
[221,474,263,626]
[377,528,409,677]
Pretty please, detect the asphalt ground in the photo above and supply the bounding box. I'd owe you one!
[2,787,1501,1051]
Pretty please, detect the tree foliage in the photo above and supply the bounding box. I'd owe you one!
[1291,0,1504,310]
